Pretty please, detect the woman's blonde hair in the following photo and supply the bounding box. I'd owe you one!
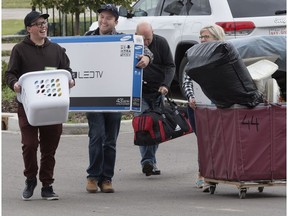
[200,24,225,40]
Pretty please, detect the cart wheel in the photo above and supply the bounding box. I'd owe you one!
[239,189,247,199]
[210,185,216,194]
[258,187,264,193]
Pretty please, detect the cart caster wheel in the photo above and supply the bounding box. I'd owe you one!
[258,187,264,193]
[210,185,216,194]
[239,189,247,199]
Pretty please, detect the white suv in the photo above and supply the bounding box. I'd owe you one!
[90,0,286,92]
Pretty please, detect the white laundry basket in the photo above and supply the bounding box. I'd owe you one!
[247,59,279,93]
[265,78,281,103]
[246,59,280,103]
[17,70,72,126]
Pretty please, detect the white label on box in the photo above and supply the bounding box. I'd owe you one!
[50,34,143,112]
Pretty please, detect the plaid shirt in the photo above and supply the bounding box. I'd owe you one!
[182,72,195,100]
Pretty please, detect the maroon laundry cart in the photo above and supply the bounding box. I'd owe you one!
[195,103,286,198]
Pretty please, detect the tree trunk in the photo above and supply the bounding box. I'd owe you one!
[75,12,80,35]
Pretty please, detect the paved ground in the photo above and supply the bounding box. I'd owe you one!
[2,43,16,50]
[1,8,286,215]
[2,8,32,20]
[2,130,286,216]
[2,8,94,20]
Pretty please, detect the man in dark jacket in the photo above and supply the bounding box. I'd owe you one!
[135,22,175,176]
[84,4,153,193]
[5,10,75,201]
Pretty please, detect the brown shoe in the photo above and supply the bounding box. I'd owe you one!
[86,178,98,193]
[99,180,114,193]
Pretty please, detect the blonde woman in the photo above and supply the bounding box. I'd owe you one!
[199,24,225,42]
[183,24,225,192]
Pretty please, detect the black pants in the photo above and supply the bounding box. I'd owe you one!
[18,104,62,186]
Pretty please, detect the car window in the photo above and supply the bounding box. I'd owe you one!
[133,0,160,16]
[181,0,211,15]
[228,0,287,17]
[162,0,211,16]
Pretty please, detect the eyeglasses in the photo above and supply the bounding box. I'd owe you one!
[199,35,213,39]
[30,21,48,27]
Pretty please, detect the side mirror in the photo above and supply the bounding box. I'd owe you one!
[119,6,128,17]
[119,6,134,18]
[134,9,148,17]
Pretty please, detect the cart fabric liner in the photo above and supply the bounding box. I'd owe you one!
[195,103,286,182]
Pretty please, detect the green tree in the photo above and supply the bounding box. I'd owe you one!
[31,0,134,35]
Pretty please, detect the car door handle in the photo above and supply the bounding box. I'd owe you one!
[172,22,182,26]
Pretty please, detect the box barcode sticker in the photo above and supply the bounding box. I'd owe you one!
[120,45,132,57]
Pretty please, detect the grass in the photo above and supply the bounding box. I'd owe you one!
[2,19,25,35]
[2,0,31,8]
[2,0,97,36]
[2,50,11,56]
[2,87,16,101]
[2,0,33,35]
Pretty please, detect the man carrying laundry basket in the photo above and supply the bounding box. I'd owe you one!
[5,10,75,201]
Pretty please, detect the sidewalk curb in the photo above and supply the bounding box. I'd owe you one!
[1,113,133,134]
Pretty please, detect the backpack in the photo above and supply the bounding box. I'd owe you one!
[132,96,192,146]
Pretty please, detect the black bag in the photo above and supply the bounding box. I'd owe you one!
[132,96,192,146]
[162,96,193,138]
[185,41,263,108]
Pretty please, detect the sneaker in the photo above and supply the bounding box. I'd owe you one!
[195,174,205,188]
[86,178,98,193]
[195,179,205,188]
[142,162,153,176]
[152,164,161,175]
[202,183,211,193]
[98,180,114,193]
[22,178,37,200]
[41,185,59,200]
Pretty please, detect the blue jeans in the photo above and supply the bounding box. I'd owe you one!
[86,112,122,182]
[187,105,197,135]
[134,95,162,166]
[187,105,200,172]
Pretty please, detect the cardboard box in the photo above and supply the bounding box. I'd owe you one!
[50,34,144,112]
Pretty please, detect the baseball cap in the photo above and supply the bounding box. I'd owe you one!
[97,4,119,20]
[24,11,49,27]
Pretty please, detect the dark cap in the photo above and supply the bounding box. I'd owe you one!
[24,11,49,27]
[97,4,119,20]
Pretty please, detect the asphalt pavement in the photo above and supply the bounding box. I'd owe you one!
[1,8,286,216]
[2,8,66,21]
[2,8,32,20]
[2,130,286,216]
[2,8,90,20]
